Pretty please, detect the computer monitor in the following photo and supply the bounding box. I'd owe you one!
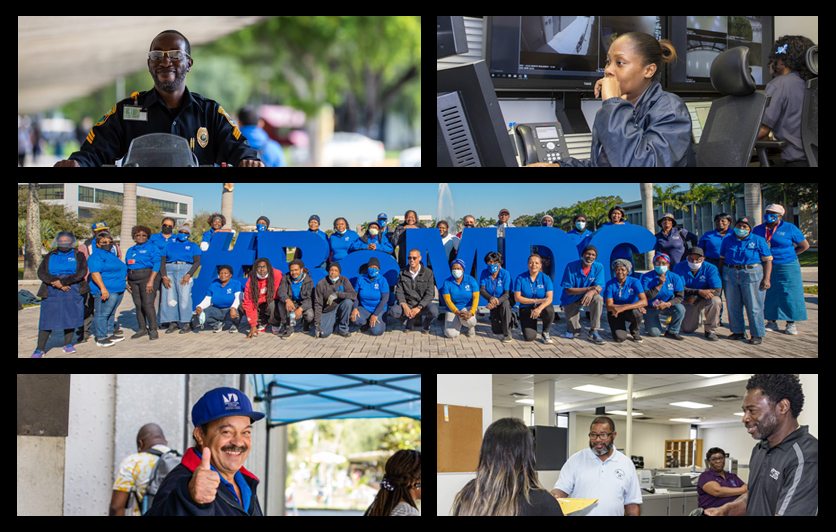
[485,16,665,92]
[666,16,775,92]
[437,60,519,167]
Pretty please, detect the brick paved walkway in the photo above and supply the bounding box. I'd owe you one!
[18,272,818,358]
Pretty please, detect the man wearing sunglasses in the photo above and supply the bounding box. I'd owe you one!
[55,30,264,167]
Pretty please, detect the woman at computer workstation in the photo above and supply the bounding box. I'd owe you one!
[524,32,696,167]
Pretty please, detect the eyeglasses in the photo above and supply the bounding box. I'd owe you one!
[148,50,191,62]
[589,432,613,441]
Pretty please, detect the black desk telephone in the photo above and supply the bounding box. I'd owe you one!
[513,122,570,166]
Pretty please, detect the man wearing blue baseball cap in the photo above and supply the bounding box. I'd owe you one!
[146,387,266,516]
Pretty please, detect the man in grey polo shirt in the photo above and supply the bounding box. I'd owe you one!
[707,374,817,516]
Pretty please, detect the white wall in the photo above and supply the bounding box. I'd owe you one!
[437,374,492,516]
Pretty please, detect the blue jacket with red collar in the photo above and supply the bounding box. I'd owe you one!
[145,447,263,516]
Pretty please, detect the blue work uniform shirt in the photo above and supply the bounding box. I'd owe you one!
[560,81,696,167]
[719,232,772,266]
[69,85,259,167]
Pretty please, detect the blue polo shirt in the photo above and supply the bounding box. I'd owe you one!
[354,273,390,315]
[640,270,685,306]
[719,232,772,266]
[671,261,723,289]
[514,271,554,309]
[205,279,243,308]
[479,267,513,299]
[441,274,479,310]
[87,249,128,295]
[752,221,806,265]
[560,260,605,306]
[554,447,643,516]
[125,241,161,271]
[603,276,644,305]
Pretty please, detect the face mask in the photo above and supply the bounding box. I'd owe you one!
[58,245,73,253]
[256,272,269,280]
[489,265,499,274]
[256,224,267,232]
[98,244,113,252]
[452,270,463,279]
[542,222,552,227]
[583,255,595,265]
[368,268,379,278]
[734,228,749,238]
[688,261,702,271]
[765,214,779,224]
[177,233,189,242]
[330,276,340,283]
[369,228,379,236]
[161,226,173,235]
[576,222,587,231]
[655,265,668,275]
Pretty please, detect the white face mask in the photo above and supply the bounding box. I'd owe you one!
[256,272,269,280]
[688,261,702,270]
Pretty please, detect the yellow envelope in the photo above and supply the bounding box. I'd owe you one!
[557,498,598,515]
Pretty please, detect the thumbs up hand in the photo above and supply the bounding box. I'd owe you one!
[189,447,221,505]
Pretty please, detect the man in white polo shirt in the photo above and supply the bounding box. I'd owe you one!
[551,417,643,516]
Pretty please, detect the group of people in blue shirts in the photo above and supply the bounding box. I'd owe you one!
[31,202,809,356]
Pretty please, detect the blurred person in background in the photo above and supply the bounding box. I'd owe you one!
[238,106,286,167]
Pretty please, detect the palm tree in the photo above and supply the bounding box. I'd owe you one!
[120,184,137,260]
[23,183,41,280]
[745,183,763,224]
[222,183,235,230]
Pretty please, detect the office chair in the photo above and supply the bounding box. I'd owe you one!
[800,45,818,167]
[696,47,785,167]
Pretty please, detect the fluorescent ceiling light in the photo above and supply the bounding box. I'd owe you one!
[606,411,644,416]
[573,385,627,395]
[670,401,713,409]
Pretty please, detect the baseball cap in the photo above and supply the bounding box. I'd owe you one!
[192,387,266,427]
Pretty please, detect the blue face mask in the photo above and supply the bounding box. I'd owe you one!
[655,265,668,274]
[734,228,749,238]
[256,224,267,232]
[368,268,379,278]
[576,222,586,231]
[489,264,499,274]
[177,233,189,242]
[765,214,779,224]
[452,270,463,279]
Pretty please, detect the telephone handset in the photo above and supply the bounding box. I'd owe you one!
[513,122,570,166]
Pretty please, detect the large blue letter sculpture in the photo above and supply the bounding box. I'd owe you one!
[192,225,656,310]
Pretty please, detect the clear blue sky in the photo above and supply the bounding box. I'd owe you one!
[141,183,695,229]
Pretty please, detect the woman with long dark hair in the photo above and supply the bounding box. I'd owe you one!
[366,450,421,516]
[451,418,563,516]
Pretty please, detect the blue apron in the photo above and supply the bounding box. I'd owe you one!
[39,274,84,330]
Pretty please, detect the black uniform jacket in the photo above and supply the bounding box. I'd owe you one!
[69,86,259,167]
[145,447,264,516]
